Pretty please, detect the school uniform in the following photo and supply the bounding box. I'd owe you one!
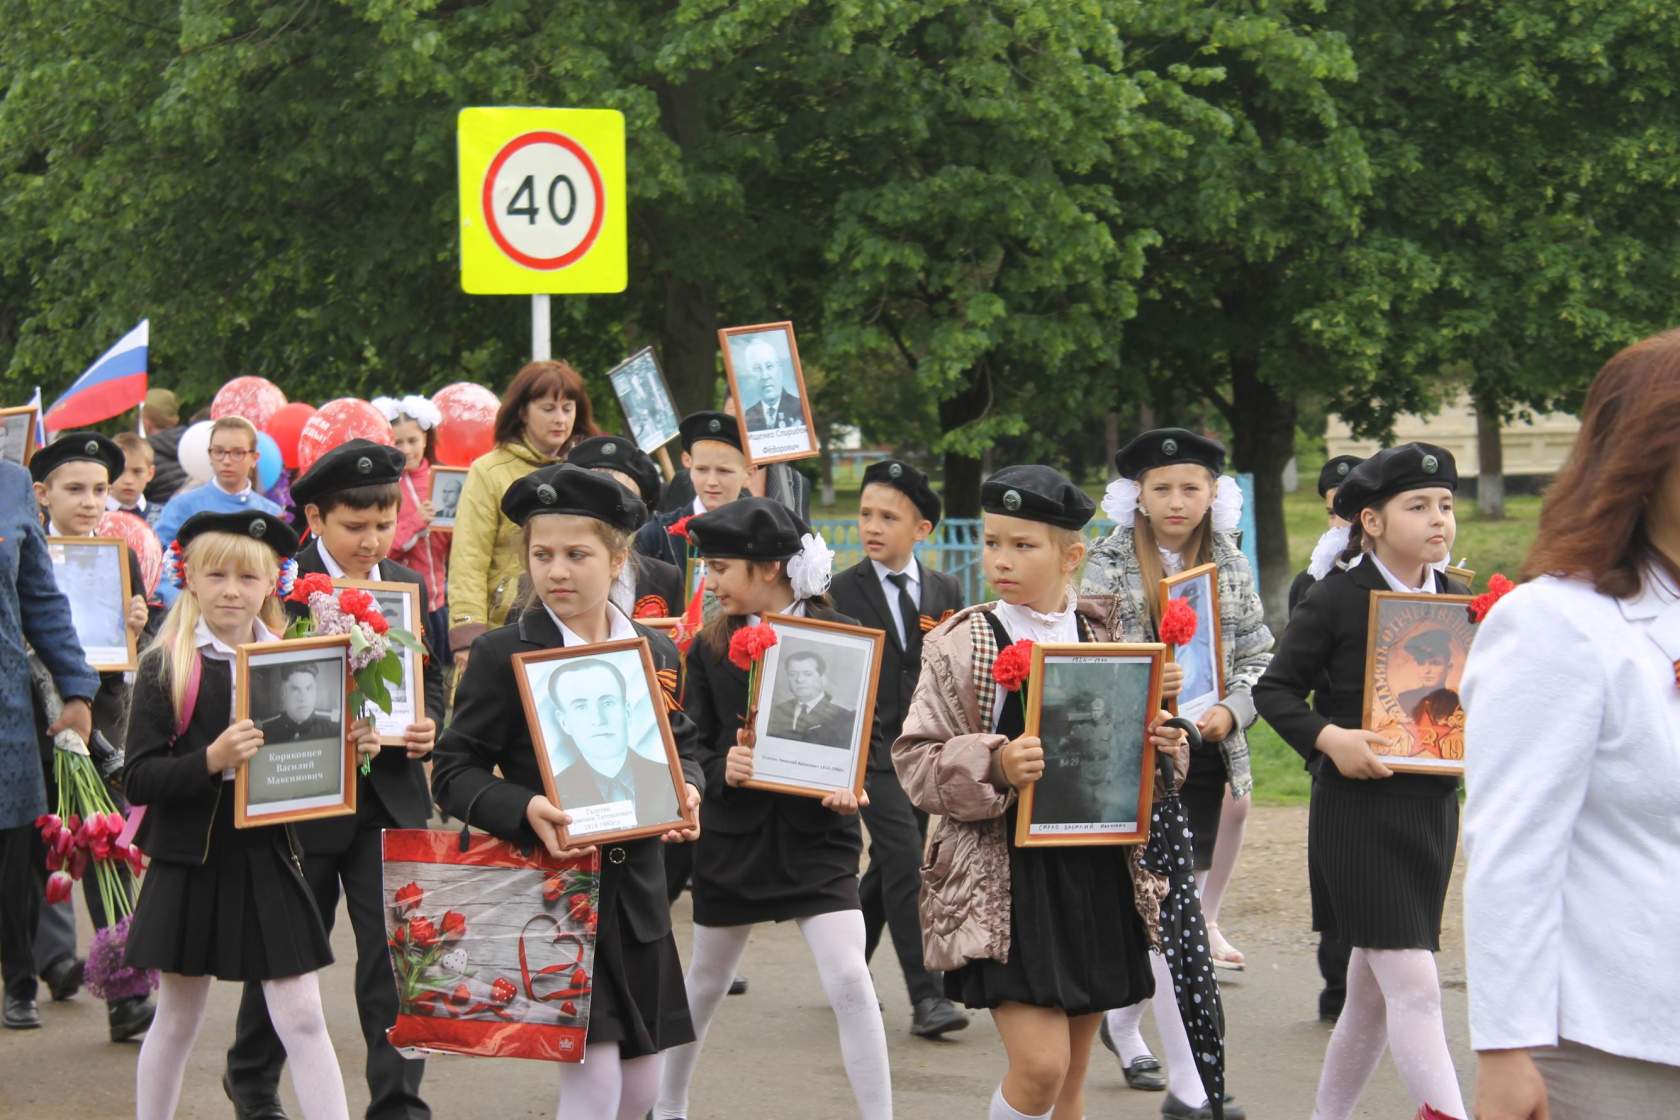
[633,504,696,575]
[432,605,705,1058]
[630,552,683,619]
[227,538,444,1120]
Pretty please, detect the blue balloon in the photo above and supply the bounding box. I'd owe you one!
[255,431,283,491]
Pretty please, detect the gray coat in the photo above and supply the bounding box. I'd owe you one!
[1081,525,1273,796]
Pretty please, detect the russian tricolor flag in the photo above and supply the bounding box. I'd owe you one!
[45,319,149,432]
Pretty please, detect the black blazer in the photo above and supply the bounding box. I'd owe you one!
[1253,558,1466,794]
[432,607,703,943]
[286,542,445,852]
[685,603,870,834]
[631,552,684,619]
[632,507,688,573]
[829,559,964,769]
[1287,567,1317,617]
[743,391,806,432]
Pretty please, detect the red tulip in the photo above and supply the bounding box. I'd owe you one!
[105,811,125,835]
[393,882,424,913]
[408,916,439,948]
[45,871,73,904]
[542,875,564,904]
[45,848,62,872]
[449,983,471,1007]
[439,911,466,942]
[68,848,89,880]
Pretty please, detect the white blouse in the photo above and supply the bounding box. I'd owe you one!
[990,588,1079,732]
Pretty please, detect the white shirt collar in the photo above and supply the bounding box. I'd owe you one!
[1157,545,1186,577]
[214,479,254,499]
[1369,551,1435,595]
[545,601,637,646]
[105,494,146,514]
[871,556,920,589]
[318,542,380,583]
[194,616,278,659]
[747,597,804,626]
[690,495,706,518]
[608,563,637,617]
[992,586,1079,645]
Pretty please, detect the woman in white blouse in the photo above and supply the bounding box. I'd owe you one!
[1462,329,1680,1119]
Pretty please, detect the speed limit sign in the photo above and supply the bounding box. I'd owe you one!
[457,107,627,295]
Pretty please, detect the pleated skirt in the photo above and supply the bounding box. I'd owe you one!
[587,880,695,1059]
[690,816,861,927]
[1308,770,1459,950]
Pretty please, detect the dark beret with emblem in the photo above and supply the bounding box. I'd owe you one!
[679,410,743,454]
[1316,454,1366,498]
[289,438,405,507]
[29,431,124,484]
[501,463,647,533]
[861,458,941,527]
[568,435,662,508]
[1113,427,1227,480]
[688,496,808,560]
[980,465,1095,531]
[175,510,300,558]
[1331,442,1458,522]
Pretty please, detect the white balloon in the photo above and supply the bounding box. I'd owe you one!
[177,420,215,485]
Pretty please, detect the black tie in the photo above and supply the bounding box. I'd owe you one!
[887,572,919,655]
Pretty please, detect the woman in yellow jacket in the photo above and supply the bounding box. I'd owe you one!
[446,359,598,665]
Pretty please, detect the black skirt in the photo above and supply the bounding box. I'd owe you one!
[1308,769,1459,950]
[1179,742,1230,871]
[946,811,1153,1016]
[587,868,695,1059]
[690,815,861,927]
[125,787,334,982]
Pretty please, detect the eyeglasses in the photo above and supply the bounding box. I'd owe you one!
[209,448,252,461]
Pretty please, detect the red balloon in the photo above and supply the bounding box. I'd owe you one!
[211,376,288,429]
[264,402,318,471]
[432,382,500,467]
[295,399,395,474]
[97,510,163,598]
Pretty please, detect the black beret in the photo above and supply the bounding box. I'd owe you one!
[1113,427,1227,480]
[176,510,300,558]
[679,411,743,454]
[980,465,1095,530]
[568,435,662,508]
[501,463,648,533]
[861,459,941,526]
[290,439,405,507]
[30,431,123,484]
[688,497,807,560]
[1317,455,1365,498]
[1332,442,1458,521]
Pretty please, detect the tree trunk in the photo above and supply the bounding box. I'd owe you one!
[1228,353,1299,627]
[659,275,719,413]
[1473,388,1506,520]
[1104,411,1120,474]
[938,371,991,518]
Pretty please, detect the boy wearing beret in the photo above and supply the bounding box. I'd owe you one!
[633,412,753,578]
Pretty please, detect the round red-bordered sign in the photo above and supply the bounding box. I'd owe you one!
[481,131,607,271]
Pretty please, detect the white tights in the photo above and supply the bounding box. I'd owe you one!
[1312,947,1465,1120]
[556,1044,662,1120]
[1101,952,1207,1107]
[1197,788,1250,926]
[654,910,891,1118]
[136,972,347,1120]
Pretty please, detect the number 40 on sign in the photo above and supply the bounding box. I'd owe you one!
[457,107,627,295]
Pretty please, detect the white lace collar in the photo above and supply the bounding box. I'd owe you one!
[993,586,1079,644]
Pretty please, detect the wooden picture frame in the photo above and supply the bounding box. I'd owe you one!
[1158,562,1225,720]
[511,637,693,847]
[1014,642,1165,847]
[1362,591,1478,776]
[46,536,137,672]
[718,321,819,467]
[1444,564,1476,589]
[636,617,681,639]
[234,634,356,828]
[429,466,469,530]
[745,612,882,801]
[332,578,423,747]
[607,346,682,453]
[0,404,38,467]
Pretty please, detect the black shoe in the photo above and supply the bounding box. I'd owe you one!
[1319,992,1344,1023]
[909,996,969,1038]
[41,956,85,1001]
[2,993,41,1030]
[108,995,154,1042]
[223,1071,289,1120]
[1099,1015,1166,1090]
[727,974,748,996]
[1161,1092,1245,1120]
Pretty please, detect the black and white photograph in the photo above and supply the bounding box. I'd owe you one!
[1159,562,1224,720]
[1016,644,1164,846]
[430,466,468,529]
[234,634,355,827]
[719,321,819,466]
[338,578,423,745]
[47,536,134,671]
[512,638,690,845]
[0,404,36,467]
[747,613,882,800]
[607,346,681,452]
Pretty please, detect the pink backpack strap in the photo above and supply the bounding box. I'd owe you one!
[175,651,204,740]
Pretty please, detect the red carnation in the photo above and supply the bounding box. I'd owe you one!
[364,610,391,635]
[408,915,439,948]
[449,983,471,1007]
[1159,597,1199,647]
[490,976,517,1006]
[394,882,424,913]
[728,623,779,671]
[338,588,374,616]
[992,639,1035,693]
[1467,573,1515,624]
[439,911,467,942]
[288,573,333,604]
[668,515,693,540]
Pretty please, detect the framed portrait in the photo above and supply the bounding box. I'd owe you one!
[1362,592,1478,776]
[1158,563,1224,720]
[0,404,38,468]
[606,347,681,453]
[1444,564,1476,589]
[511,638,693,847]
[234,634,356,828]
[636,617,681,640]
[1015,643,1166,847]
[745,613,883,801]
[429,466,469,530]
[718,321,818,467]
[46,536,136,672]
[334,578,423,746]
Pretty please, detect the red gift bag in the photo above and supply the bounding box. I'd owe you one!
[382,830,601,1062]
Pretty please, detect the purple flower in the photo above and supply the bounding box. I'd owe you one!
[85,915,158,1002]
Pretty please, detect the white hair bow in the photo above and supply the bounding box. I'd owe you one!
[786,532,834,600]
